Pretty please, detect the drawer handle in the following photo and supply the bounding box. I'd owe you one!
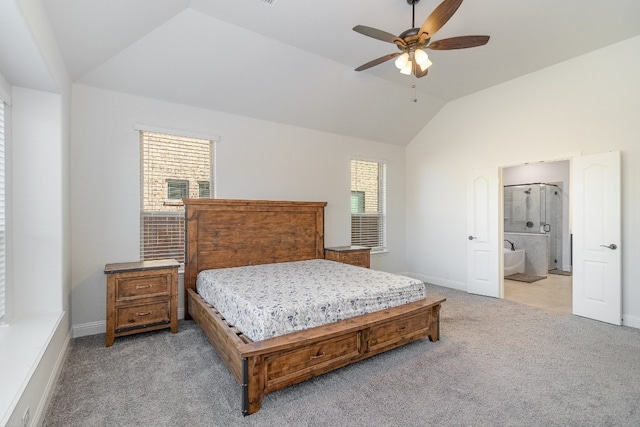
[135,284,152,289]
[309,352,325,360]
[396,326,407,333]
[136,311,151,316]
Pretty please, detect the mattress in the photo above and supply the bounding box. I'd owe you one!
[196,259,426,341]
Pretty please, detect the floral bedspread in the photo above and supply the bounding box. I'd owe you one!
[196,259,426,341]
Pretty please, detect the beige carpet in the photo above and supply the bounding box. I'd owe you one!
[505,272,547,283]
[42,283,640,427]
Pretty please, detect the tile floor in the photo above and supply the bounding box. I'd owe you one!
[504,272,572,314]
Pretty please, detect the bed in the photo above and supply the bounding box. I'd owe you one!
[183,199,445,415]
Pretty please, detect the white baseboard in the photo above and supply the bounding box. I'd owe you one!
[72,320,105,338]
[402,272,466,291]
[403,272,640,331]
[72,307,186,338]
[622,313,640,329]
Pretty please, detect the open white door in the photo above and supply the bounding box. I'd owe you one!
[467,168,501,298]
[572,151,621,325]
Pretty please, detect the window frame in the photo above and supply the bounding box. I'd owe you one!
[350,158,387,253]
[198,181,210,199]
[139,129,216,264]
[166,179,189,201]
[0,100,5,322]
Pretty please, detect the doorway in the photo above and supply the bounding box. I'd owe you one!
[501,160,572,313]
[467,152,620,324]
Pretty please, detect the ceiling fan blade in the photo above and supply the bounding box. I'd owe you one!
[418,0,463,38]
[428,35,490,50]
[355,52,402,72]
[353,25,403,45]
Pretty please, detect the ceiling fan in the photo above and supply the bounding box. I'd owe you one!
[353,0,489,78]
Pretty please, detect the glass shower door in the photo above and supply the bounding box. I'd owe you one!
[543,183,563,271]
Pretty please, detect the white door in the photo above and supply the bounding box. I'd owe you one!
[572,151,621,325]
[467,168,501,298]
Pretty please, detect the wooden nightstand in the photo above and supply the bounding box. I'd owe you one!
[104,259,180,347]
[324,246,371,268]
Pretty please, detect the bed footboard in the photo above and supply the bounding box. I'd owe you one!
[189,289,445,415]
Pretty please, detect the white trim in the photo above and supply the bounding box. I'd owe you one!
[73,308,186,338]
[403,272,466,291]
[0,101,5,322]
[72,320,105,338]
[409,271,639,328]
[622,314,640,330]
[134,123,220,142]
[350,154,390,165]
[0,71,11,105]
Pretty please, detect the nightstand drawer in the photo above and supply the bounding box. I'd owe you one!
[115,273,171,301]
[105,259,179,346]
[115,301,171,331]
[346,252,368,268]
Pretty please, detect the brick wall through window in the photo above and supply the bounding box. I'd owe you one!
[140,131,213,263]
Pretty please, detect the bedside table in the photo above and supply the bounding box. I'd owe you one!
[324,246,371,268]
[104,259,180,347]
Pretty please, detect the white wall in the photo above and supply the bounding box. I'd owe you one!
[70,84,407,332]
[406,35,640,325]
[0,1,72,425]
[11,87,64,316]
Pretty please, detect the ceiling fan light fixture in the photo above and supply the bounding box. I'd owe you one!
[353,0,490,79]
[414,48,429,65]
[400,61,413,75]
[394,52,410,70]
[418,58,432,72]
[414,48,432,72]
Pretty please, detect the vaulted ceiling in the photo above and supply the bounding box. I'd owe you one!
[31,0,640,145]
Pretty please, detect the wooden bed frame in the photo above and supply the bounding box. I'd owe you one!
[183,199,445,415]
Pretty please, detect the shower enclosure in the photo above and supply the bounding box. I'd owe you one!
[504,183,564,272]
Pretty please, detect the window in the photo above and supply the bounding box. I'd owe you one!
[0,101,5,321]
[167,180,188,200]
[198,181,210,198]
[350,191,365,213]
[140,131,213,263]
[350,159,386,252]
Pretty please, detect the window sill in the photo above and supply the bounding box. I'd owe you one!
[0,312,64,425]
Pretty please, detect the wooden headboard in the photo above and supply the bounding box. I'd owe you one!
[183,199,327,295]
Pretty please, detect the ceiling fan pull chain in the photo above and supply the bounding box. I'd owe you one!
[412,79,418,103]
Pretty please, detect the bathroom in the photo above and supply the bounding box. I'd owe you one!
[503,161,571,278]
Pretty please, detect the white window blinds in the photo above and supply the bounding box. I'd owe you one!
[0,101,5,321]
[350,159,387,252]
[140,131,213,263]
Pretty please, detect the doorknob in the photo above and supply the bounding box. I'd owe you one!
[468,236,477,240]
[600,244,618,250]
